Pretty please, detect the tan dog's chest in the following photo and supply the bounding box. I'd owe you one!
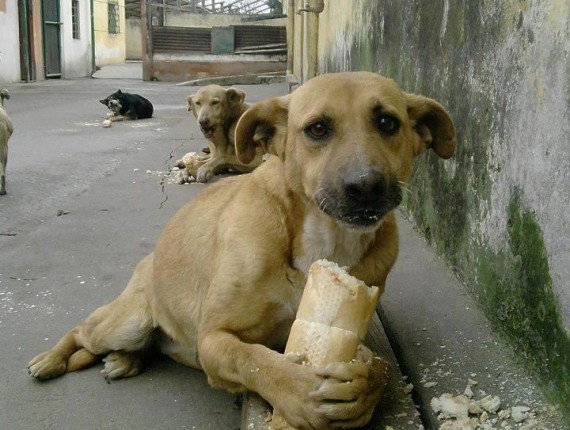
[293,210,376,275]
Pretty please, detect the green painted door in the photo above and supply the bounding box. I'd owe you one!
[42,0,62,78]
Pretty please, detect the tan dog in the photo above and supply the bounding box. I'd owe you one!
[0,89,14,196]
[28,72,456,429]
[183,84,262,182]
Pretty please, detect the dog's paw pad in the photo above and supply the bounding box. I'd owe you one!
[101,352,142,380]
[102,119,112,128]
[28,352,67,379]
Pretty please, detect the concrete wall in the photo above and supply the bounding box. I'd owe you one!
[126,17,142,60]
[150,53,286,82]
[305,0,570,412]
[164,12,286,28]
[0,0,22,82]
[60,0,93,78]
[93,0,126,65]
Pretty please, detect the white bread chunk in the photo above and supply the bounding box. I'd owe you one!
[285,319,360,366]
[180,151,206,178]
[285,259,379,366]
[272,260,380,429]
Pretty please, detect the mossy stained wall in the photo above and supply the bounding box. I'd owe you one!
[314,0,570,411]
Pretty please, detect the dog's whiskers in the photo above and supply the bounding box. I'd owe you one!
[398,180,412,196]
[319,197,329,211]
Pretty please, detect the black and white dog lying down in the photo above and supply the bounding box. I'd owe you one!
[100,90,153,128]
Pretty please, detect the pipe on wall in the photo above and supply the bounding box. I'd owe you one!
[286,0,295,76]
[90,0,95,74]
[296,0,324,81]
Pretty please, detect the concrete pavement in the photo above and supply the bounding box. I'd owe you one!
[0,76,284,430]
[0,71,566,429]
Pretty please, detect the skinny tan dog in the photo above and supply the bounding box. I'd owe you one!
[0,89,14,196]
[28,72,456,429]
[184,84,262,182]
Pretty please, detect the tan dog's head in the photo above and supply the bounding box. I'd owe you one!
[187,85,246,139]
[235,72,456,231]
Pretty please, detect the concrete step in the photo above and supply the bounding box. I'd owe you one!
[379,213,567,429]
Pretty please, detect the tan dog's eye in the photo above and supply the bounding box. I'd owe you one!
[376,115,400,135]
[194,101,201,106]
[305,121,330,140]
[211,100,220,105]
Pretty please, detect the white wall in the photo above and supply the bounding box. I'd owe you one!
[165,12,286,28]
[126,17,142,60]
[60,0,93,78]
[93,0,126,66]
[0,0,22,83]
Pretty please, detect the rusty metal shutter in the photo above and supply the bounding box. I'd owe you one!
[233,26,286,50]
[152,27,212,54]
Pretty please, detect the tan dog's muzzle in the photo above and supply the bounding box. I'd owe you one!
[315,167,402,229]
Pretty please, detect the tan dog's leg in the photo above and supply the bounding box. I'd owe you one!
[0,113,9,195]
[198,331,388,429]
[0,139,7,195]
[195,156,229,183]
[28,255,155,380]
[195,147,257,182]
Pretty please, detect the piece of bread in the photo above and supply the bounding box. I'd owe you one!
[175,151,206,179]
[271,259,380,429]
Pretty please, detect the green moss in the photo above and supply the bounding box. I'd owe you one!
[478,191,570,412]
[319,1,570,420]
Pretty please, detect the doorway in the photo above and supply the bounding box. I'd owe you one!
[42,0,62,78]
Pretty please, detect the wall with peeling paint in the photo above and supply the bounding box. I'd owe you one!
[94,0,126,66]
[307,0,570,412]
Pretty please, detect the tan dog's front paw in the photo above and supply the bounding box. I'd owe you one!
[271,353,386,429]
[28,351,67,380]
[101,351,143,380]
[308,350,390,428]
[196,165,213,183]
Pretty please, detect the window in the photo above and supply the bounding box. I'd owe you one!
[108,1,120,35]
[71,0,80,39]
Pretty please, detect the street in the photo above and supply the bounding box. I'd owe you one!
[1,75,566,430]
[0,76,287,430]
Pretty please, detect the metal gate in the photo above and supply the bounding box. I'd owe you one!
[42,0,62,78]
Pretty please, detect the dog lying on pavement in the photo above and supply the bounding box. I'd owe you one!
[0,89,14,196]
[28,72,456,429]
[180,84,263,183]
[99,89,153,128]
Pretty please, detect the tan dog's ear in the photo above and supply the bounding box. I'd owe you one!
[235,95,290,164]
[187,95,194,112]
[405,93,457,159]
[226,88,246,105]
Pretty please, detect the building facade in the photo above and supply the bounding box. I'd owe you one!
[0,0,127,83]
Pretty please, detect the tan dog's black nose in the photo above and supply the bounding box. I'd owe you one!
[343,169,385,206]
